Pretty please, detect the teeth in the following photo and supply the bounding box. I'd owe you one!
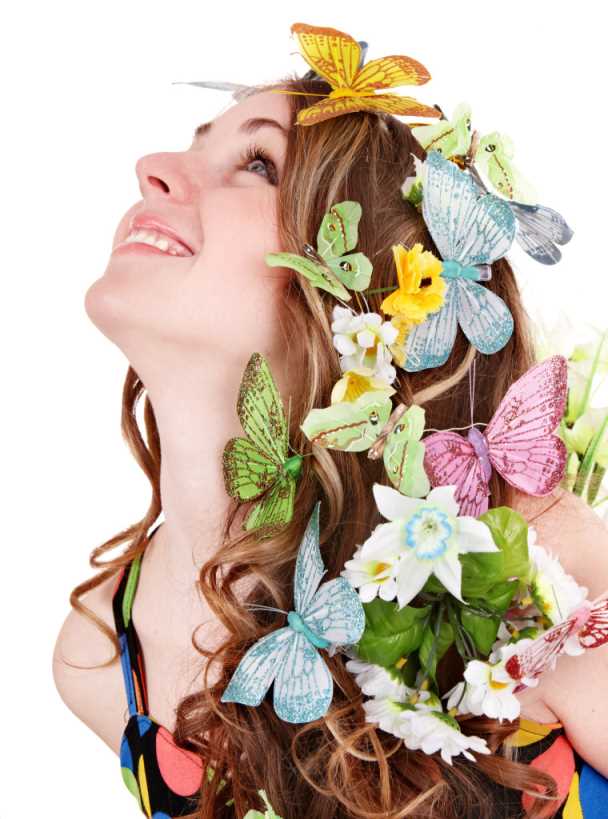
[121,228,193,256]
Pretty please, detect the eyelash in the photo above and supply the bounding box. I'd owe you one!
[238,143,279,186]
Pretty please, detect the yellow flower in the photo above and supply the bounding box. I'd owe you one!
[388,315,412,368]
[331,368,396,403]
[381,243,446,324]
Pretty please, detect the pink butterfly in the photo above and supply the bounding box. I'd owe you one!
[504,593,608,689]
[423,355,568,517]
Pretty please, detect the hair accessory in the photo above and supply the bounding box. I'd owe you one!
[424,355,568,517]
[221,502,365,722]
[222,353,303,534]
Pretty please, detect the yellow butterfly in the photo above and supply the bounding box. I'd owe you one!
[281,23,441,126]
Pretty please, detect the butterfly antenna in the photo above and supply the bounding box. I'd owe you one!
[245,603,289,615]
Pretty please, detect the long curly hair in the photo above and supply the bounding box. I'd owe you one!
[68,76,563,818]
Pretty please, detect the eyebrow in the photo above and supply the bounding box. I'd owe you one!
[193,117,289,141]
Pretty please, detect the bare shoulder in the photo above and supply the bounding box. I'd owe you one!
[52,568,126,754]
[512,488,608,776]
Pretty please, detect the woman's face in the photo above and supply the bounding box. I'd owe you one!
[84,90,293,374]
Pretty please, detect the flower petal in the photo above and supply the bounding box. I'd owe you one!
[396,555,431,608]
[457,517,499,553]
[433,553,464,602]
[426,485,460,517]
[373,483,422,522]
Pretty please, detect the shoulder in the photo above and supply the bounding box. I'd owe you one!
[512,487,608,596]
[511,488,608,777]
[52,569,125,751]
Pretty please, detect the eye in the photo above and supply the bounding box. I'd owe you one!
[238,144,279,185]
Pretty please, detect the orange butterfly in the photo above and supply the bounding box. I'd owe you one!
[281,23,441,126]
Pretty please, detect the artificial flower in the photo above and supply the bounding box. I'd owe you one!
[381,243,446,327]
[331,306,398,384]
[362,696,417,737]
[330,367,396,404]
[400,155,426,207]
[345,657,415,701]
[528,530,589,629]
[357,484,499,608]
[400,709,491,765]
[562,408,608,469]
[341,536,400,603]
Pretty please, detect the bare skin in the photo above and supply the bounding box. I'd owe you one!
[52,91,608,779]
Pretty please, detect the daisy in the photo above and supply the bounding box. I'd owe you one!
[345,658,415,701]
[401,710,491,765]
[363,484,499,608]
[529,529,589,632]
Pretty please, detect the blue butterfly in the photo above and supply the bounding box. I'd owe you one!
[221,502,365,724]
[404,150,517,372]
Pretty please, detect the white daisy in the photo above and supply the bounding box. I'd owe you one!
[331,306,398,385]
[529,532,588,631]
[345,658,414,700]
[364,484,499,608]
[401,709,491,765]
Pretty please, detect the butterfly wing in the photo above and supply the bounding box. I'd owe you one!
[455,279,514,355]
[578,596,608,649]
[423,431,490,517]
[223,437,280,502]
[510,201,574,265]
[272,631,333,723]
[485,355,568,496]
[237,353,288,465]
[403,280,458,372]
[244,469,296,534]
[301,390,393,452]
[352,55,432,92]
[504,619,580,682]
[291,23,360,88]
[325,253,373,292]
[293,502,326,614]
[382,405,430,497]
[265,252,350,301]
[300,576,365,647]
[317,201,361,256]
[423,150,516,265]
[221,627,294,706]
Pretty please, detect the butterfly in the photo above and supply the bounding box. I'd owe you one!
[222,353,302,533]
[301,390,393,453]
[504,592,608,688]
[411,102,473,160]
[403,150,517,372]
[283,22,441,126]
[423,355,568,518]
[221,502,365,723]
[367,403,430,497]
[265,201,372,301]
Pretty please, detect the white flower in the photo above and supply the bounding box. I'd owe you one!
[345,658,415,700]
[363,484,499,608]
[529,534,589,637]
[401,709,491,765]
[400,155,426,198]
[341,536,400,603]
[362,697,413,737]
[331,306,398,385]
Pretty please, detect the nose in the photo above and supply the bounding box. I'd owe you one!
[135,152,199,204]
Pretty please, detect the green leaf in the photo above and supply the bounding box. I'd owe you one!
[463,507,530,590]
[460,608,501,655]
[358,598,431,667]
[478,579,519,616]
[419,620,454,680]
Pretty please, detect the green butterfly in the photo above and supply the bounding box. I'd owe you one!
[412,102,472,160]
[475,132,537,203]
[244,790,282,819]
[265,201,373,301]
[301,391,393,453]
[223,353,302,533]
[369,404,430,497]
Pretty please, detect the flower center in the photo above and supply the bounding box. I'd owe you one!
[404,506,453,559]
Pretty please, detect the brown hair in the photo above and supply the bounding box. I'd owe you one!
[67,75,562,817]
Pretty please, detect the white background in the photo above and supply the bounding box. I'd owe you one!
[2,2,606,816]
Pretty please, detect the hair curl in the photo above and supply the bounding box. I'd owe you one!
[67,75,563,818]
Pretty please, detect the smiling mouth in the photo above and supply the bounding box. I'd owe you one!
[115,228,194,257]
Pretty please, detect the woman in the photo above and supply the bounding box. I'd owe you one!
[52,70,608,818]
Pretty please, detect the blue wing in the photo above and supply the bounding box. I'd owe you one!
[293,502,326,614]
[273,631,333,723]
[301,577,365,646]
[510,201,574,265]
[423,151,516,266]
[220,627,293,706]
[403,281,458,372]
[456,279,514,354]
